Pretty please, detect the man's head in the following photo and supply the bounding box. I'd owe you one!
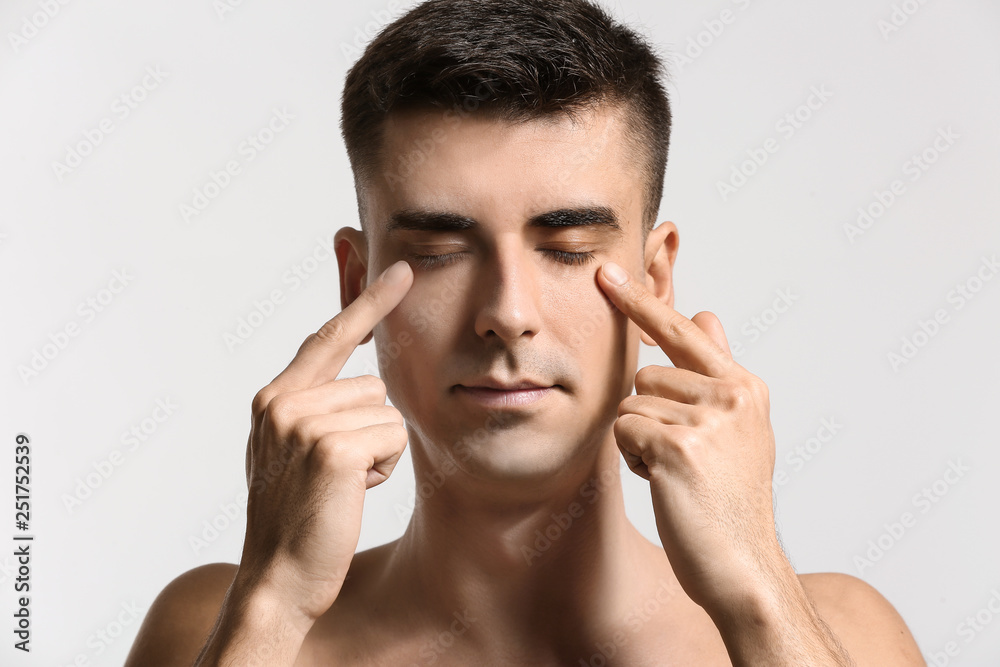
[341,0,672,240]
[334,0,679,487]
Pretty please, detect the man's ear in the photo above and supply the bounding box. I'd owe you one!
[641,221,679,346]
[334,226,373,344]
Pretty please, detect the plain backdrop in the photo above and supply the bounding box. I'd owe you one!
[2,0,999,664]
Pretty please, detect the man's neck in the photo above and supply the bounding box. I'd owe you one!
[383,437,681,653]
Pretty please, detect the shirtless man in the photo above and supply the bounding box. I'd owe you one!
[125,0,924,664]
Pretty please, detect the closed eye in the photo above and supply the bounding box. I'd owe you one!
[409,249,596,270]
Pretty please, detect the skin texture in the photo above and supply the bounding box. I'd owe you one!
[124,104,926,666]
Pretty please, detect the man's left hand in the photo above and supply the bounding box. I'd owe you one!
[597,260,789,617]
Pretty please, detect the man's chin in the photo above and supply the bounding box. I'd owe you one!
[434,429,584,485]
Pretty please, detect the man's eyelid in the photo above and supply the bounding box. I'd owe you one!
[530,225,616,243]
[407,244,600,254]
[396,224,615,255]
[406,242,471,250]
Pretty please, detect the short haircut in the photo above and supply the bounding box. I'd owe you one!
[341,0,672,240]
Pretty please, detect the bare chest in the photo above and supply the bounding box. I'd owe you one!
[292,610,732,666]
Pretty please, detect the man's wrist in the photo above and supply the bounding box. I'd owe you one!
[705,552,800,629]
[229,566,321,638]
[704,554,853,666]
[194,573,316,666]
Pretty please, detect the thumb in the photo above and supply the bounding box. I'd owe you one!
[690,311,731,357]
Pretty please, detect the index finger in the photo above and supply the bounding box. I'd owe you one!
[597,261,732,377]
[276,260,413,389]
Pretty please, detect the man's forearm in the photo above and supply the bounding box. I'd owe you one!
[708,560,855,667]
[194,580,314,667]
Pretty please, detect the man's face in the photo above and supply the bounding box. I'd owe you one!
[351,104,669,484]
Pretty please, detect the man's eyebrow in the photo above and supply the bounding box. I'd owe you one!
[528,206,622,235]
[386,210,476,233]
[386,206,623,235]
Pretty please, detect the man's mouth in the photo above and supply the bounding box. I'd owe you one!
[453,377,559,408]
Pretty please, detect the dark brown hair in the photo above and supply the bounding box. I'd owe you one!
[340,0,671,238]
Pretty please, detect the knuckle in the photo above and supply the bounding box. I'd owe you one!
[670,428,701,456]
[358,373,385,389]
[386,420,409,444]
[313,433,350,470]
[660,314,690,341]
[382,406,406,426]
[294,332,319,358]
[633,365,656,392]
[287,415,318,448]
[314,317,349,346]
[614,412,642,436]
[616,398,630,418]
[617,394,643,417]
[718,380,752,410]
[750,375,769,402]
[265,393,297,424]
[695,408,721,431]
[355,374,387,401]
[264,403,306,449]
[251,386,278,415]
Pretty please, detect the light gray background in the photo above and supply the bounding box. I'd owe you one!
[2,0,998,664]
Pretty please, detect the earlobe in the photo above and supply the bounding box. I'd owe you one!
[334,226,373,342]
[641,221,679,346]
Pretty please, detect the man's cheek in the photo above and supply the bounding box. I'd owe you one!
[375,324,415,370]
[400,277,465,336]
[562,296,618,351]
[387,287,431,336]
[406,303,429,335]
[372,303,422,380]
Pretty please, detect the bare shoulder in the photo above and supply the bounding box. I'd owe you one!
[124,562,238,667]
[799,572,924,666]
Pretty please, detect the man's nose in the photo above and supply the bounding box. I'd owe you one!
[473,242,543,343]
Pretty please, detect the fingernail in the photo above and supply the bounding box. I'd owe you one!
[380,260,409,285]
[603,262,628,286]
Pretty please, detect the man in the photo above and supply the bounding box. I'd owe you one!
[125,0,924,664]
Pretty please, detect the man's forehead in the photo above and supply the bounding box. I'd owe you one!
[370,104,644,235]
[379,103,631,163]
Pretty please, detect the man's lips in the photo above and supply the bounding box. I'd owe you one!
[456,377,555,390]
[453,383,558,408]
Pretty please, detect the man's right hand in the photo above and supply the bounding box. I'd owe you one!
[236,259,413,631]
